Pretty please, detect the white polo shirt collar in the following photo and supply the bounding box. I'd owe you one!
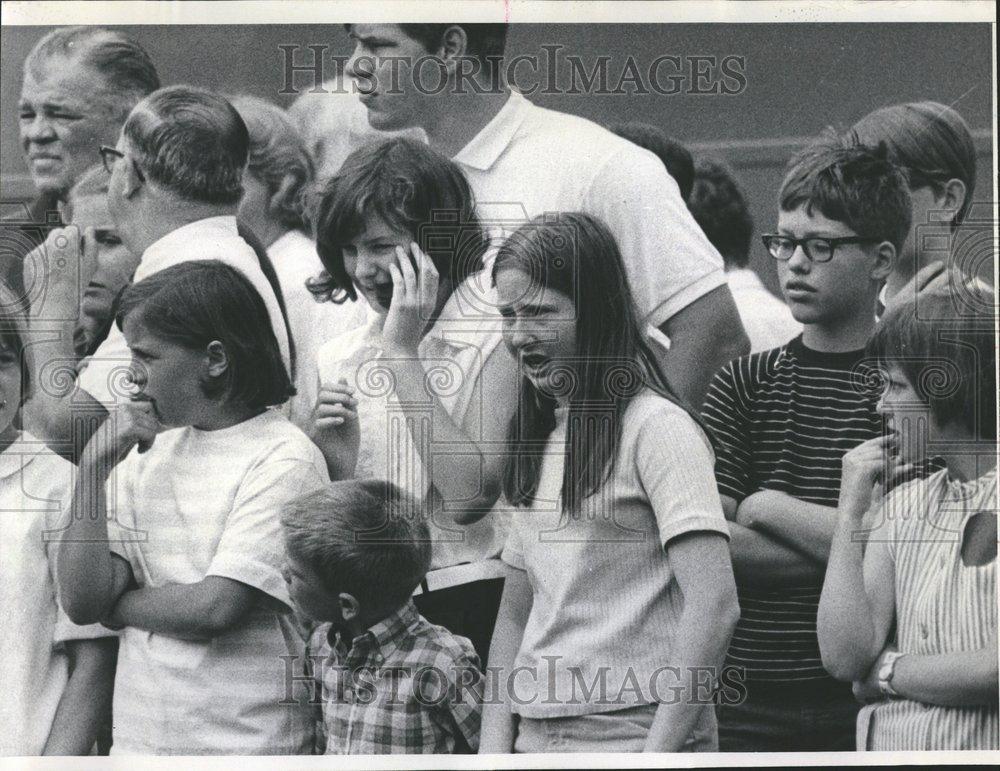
[452,90,531,171]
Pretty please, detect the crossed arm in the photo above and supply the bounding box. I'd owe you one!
[55,446,265,639]
[721,491,830,587]
[819,496,998,706]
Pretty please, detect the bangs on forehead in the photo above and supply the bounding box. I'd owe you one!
[325,172,417,246]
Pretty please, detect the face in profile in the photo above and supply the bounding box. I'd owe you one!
[121,314,213,428]
[876,364,940,466]
[346,24,440,132]
[282,553,341,623]
[19,56,124,199]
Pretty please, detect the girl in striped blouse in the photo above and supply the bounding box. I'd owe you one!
[818,280,997,750]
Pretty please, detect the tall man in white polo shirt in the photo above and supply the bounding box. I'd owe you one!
[24,86,292,459]
[343,23,749,408]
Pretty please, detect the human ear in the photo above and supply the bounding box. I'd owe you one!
[338,592,361,622]
[268,173,297,218]
[440,26,469,65]
[940,178,968,221]
[123,158,144,198]
[205,340,229,379]
[871,241,897,281]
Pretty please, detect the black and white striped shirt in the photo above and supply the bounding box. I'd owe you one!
[702,335,881,686]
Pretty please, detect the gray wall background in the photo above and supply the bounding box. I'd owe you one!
[2,23,994,293]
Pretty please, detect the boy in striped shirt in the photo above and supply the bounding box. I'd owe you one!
[701,144,911,751]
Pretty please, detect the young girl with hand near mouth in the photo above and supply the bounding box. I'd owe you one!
[818,283,997,751]
[310,138,519,663]
[53,260,327,755]
[480,212,739,753]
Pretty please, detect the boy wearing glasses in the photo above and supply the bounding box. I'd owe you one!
[700,144,910,751]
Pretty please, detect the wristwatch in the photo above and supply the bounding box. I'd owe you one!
[877,651,904,697]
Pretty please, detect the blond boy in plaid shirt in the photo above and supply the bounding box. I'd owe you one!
[282,480,484,754]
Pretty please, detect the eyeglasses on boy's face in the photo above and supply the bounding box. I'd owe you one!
[761,234,878,263]
[98,145,145,182]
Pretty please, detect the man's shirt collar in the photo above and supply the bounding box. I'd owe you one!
[452,90,530,171]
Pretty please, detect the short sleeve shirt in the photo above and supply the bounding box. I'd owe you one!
[501,390,729,717]
[454,90,726,331]
[103,410,327,754]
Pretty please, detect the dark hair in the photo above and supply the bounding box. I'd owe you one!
[400,23,507,60]
[25,26,160,120]
[492,212,700,511]
[689,157,754,269]
[780,143,912,253]
[609,122,694,200]
[281,480,431,616]
[115,260,293,408]
[0,281,32,405]
[229,94,314,232]
[123,86,248,205]
[309,138,487,303]
[846,101,976,227]
[866,280,996,441]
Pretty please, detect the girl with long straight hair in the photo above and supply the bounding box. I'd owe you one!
[480,212,739,753]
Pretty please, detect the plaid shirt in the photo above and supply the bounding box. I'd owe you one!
[307,600,483,754]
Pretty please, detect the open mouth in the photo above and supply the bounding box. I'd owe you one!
[519,351,549,373]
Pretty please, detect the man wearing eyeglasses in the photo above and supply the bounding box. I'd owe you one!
[699,144,910,752]
[22,86,292,462]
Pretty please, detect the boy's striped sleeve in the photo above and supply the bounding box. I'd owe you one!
[701,357,754,502]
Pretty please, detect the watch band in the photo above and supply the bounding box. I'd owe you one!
[877,651,904,697]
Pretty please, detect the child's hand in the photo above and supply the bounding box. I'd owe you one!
[308,379,360,480]
[27,225,100,318]
[83,400,163,474]
[839,435,913,517]
[381,242,440,353]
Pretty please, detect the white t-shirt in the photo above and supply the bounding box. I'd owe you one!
[76,216,291,406]
[295,87,726,333]
[453,90,726,331]
[316,272,510,568]
[0,433,115,756]
[726,268,801,353]
[104,410,327,754]
[501,390,730,718]
[267,229,368,431]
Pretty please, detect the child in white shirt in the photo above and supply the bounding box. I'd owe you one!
[53,261,328,754]
[0,283,117,756]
